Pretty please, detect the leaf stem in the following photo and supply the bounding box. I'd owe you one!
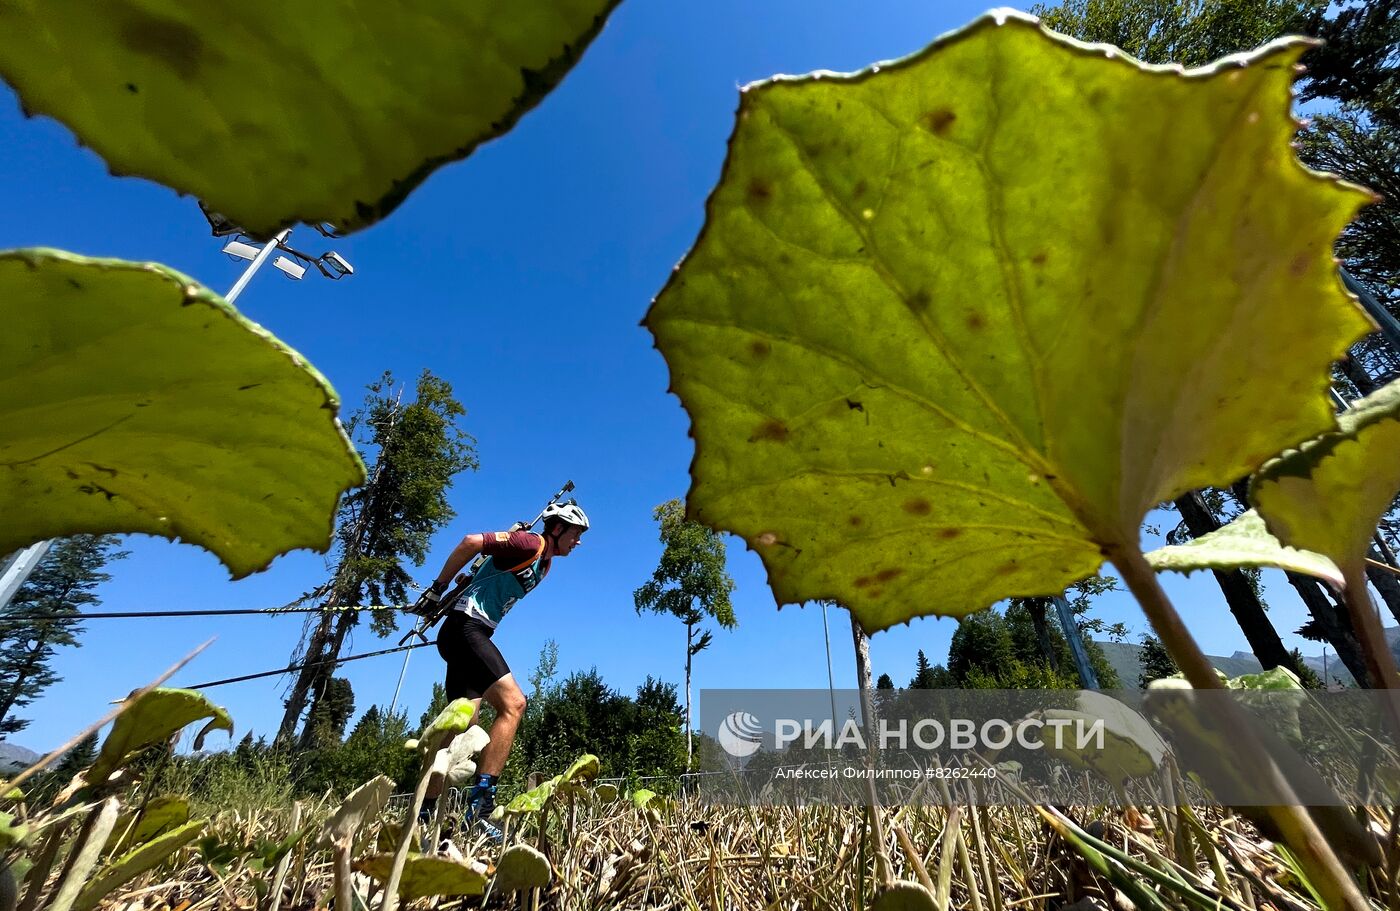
[1340,567,1400,739]
[1110,544,1369,911]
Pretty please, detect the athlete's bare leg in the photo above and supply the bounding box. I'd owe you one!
[477,674,526,776]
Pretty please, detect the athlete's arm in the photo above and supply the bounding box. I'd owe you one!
[433,534,487,589]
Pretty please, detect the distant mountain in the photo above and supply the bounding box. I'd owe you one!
[1094,627,1400,688]
[0,741,42,774]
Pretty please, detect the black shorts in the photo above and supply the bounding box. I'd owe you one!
[437,611,510,700]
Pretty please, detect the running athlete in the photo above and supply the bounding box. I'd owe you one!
[411,500,590,841]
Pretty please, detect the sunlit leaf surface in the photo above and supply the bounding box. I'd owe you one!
[1251,380,1400,578]
[0,0,622,236]
[646,10,1371,631]
[0,250,366,577]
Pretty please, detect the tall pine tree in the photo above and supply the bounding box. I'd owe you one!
[0,536,126,737]
[278,370,477,744]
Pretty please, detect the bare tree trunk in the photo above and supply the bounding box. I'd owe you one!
[1366,542,1400,627]
[1176,490,1299,674]
[277,611,335,744]
[1026,597,1059,672]
[297,610,360,746]
[1288,570,1370,686]
[684,620,694,771]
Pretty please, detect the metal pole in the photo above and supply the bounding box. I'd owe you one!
[1053,594,1100,689]
[225,229,291,304]
[388,648,412,717]
[0,541,52,609]
[1342,268,1400,354]
[820,602,838,725]
[0,230,295,613]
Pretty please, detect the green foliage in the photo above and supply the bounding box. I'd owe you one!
[644,12,1371,632]
[944,605,1114,688]
[634,499,737,630]
[0,250,365,577]
[1138,634,1180,687]
[0,0,623,236]
[0,536,125,735]
[1031,0,1324,67]
[501,668,686,795]
[296,705,416,797]
[302,678,356,749]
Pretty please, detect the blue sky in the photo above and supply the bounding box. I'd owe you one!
[1,1,1356,752]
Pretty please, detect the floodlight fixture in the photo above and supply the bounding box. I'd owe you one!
[222,239,261,262]
[273,256,307,280]
[317,251,354,279]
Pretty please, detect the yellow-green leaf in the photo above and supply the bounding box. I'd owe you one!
[0,249,366,578]
[354,854,488,899]
[73,819,206,911]
[494,844,552,891]
[1251,379,1400,578]
[1145,509,1343,587]
[561,753,600,785]
[644,11,1371,632]
[0,0,621,237]
[88,688,233,785]
[415,699,476,758]
[102,796,189,856]
[498,775,560,816]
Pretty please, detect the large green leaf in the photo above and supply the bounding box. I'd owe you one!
[88,688,233,786]
[0,0,621,237]
[0,250,365,578]
[354,854,488,899]
[644,11,1371,631]
[102,796,189,856]
[494,844,552,891]
[1250,379,1400,577]
[1145,509,1343,587]
[73,819,206,911]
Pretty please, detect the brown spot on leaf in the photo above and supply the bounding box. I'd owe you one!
[1031,252,1048,265]
[996,562,1018,576]
[120,10,208,80]
[907,288,931,311]
[923,109,957,136]
[750,340,771,358]
[854,575,873,588]
[853,179,868,198]
[938,528,961,539]
[967,312,986,330]
[1290,251,1311,277]
[748,179,773,202]
[751,419,789,443]
[876,568,902,583]
[848,515,864,527]
[902,498,931,516]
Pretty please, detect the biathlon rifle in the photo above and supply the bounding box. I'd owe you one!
[399,480,576,645]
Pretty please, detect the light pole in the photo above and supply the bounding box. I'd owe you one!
[0,226,356,611]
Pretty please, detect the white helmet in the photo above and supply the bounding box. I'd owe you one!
[542,500,590,530]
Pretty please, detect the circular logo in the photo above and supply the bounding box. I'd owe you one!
[717,711,764,758]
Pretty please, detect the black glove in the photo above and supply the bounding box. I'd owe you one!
[411,580,448,615]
